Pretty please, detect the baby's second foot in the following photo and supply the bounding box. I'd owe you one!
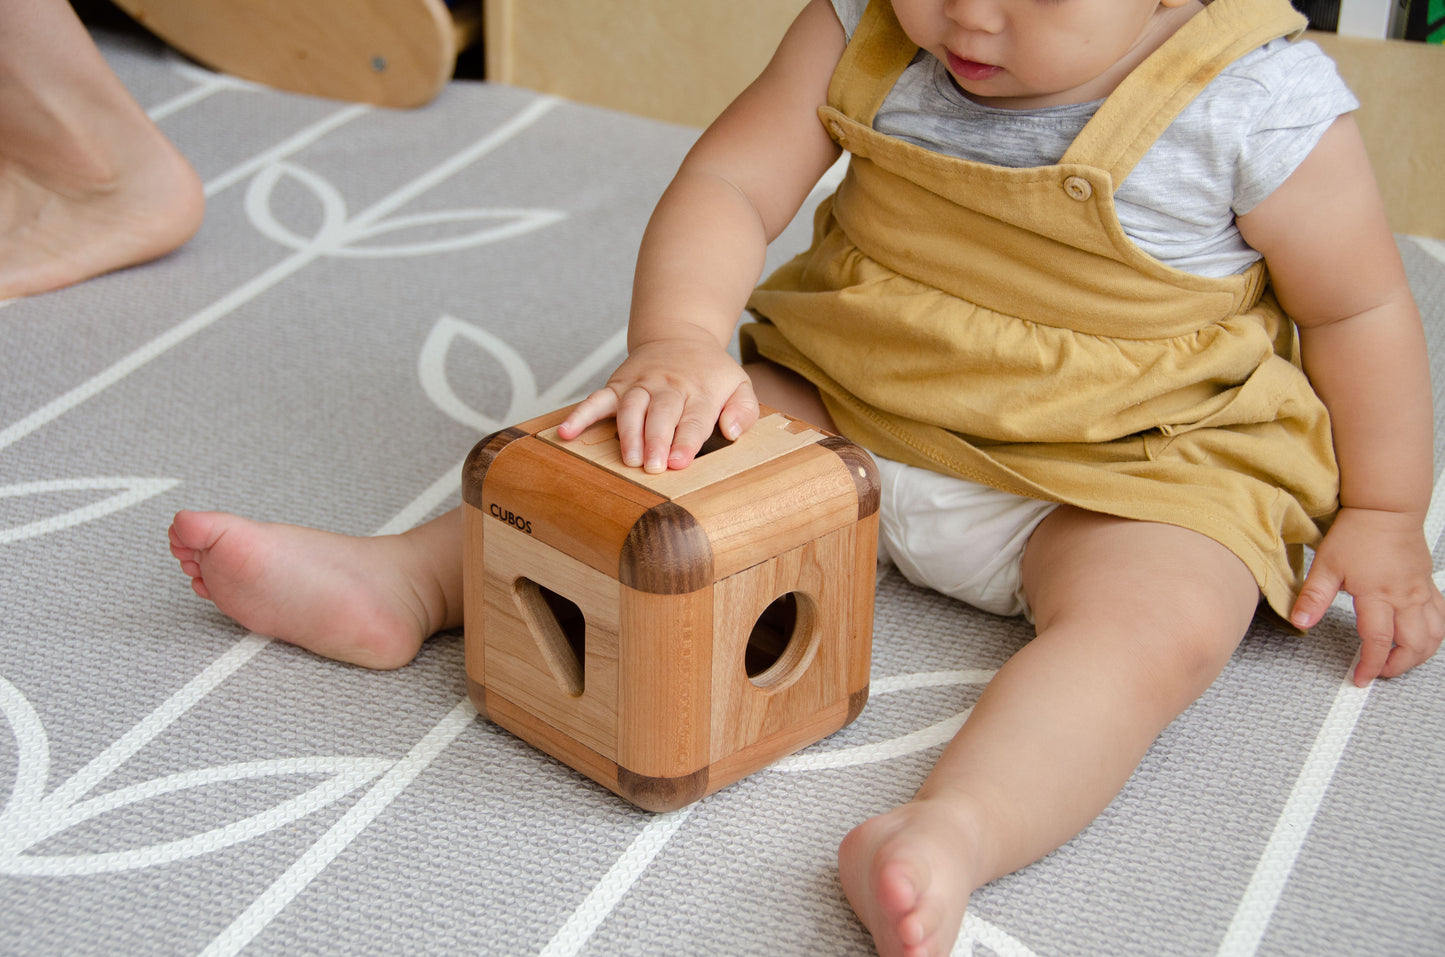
[168,510,440,669]
[837,797,983,957]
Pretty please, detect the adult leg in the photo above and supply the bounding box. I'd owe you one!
[838,507,1259,957]
[0,0,204,299]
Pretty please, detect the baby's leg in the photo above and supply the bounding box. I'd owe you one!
[0,0,204,300]
[838,507,1258,957]
[744,361,837,432]
[166,363,818,669]
[169,507,463,669]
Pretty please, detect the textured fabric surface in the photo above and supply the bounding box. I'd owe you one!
[2,27,1443,957]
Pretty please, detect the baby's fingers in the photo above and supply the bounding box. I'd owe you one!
[666,398,726,471]
[558,388,620,441]
[1377,591,1445,680]
[1351,591,1445,685]
[1351,597,1396,686]
[1290,558,1344,630]
[666,380,762,470]
[611,385,676,472]
[719,378,761,445]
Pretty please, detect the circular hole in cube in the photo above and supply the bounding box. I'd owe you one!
[746,591,818,689]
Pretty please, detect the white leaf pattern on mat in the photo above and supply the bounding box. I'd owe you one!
[334,208,566,258]
[773,669,993,772]
[418,314,539,433]
[244,161,563,258]
[0,477,181,545]
[417,313,629,434]
[244,162,350,251]
[0,676,391,876]
[957,913,1042,957]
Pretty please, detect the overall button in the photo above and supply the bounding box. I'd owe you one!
[1063,176,1093,201]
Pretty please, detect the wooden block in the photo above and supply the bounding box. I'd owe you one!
[463,404,880,811]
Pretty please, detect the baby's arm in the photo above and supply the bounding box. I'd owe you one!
[1238,115,1445,685]
[558,0,845,472]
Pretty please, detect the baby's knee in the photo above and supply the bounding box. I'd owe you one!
[1137,586,1253,695]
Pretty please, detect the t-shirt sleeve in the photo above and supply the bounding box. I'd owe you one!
[830,0,869,39]
[1230,39,1360,215]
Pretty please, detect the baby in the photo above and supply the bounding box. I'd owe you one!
[170,1,1445,955]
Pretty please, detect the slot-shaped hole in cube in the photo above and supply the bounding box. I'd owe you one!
[746,591,818,689]
[514,578,586,697]
[696,421,734,457]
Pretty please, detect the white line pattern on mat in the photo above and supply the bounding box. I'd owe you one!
[1,85,579,929]
[957,913,1042,957]
[1216,460,1445,954]
[0,92,360,315]
[774,670,995,772]
[199,698,478,957]
[201,104,371,198]
[538,808,697,957]
[0,477,180,544]
[1413,235,1445,266]
[0,636,273,874]
[1215,679,1371,956]
[145,70,244,121]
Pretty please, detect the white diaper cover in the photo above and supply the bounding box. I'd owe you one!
[872,455,1059,618]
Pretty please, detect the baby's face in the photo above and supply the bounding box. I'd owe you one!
[891,0,1193,109]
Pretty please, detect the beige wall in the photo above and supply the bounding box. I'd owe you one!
[1309,33,1444,239]
[484,0,808,128]
[485,4,1442,237]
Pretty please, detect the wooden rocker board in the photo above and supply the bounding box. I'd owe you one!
[113,0,469,108]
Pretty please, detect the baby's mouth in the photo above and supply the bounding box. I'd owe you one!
[946,52,1003,82]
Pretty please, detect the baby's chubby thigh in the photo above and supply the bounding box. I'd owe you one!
[743,360,837,433]
[871,457,1057,618]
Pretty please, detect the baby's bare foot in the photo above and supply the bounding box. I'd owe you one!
[837,798,982,957]
[168,510,447,669]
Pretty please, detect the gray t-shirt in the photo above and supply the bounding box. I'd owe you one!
[829,0,1359,277]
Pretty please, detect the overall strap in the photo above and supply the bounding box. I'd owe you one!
[826,0,918,125]
[1061,0,1307,183]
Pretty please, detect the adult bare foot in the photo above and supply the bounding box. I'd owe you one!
[168,510,459,669]
[0,122,204,300]
[837,798,983,957]
[0,0,205,300]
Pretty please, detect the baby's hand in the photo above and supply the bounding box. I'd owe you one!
[558,334,759,473]
[1290,506,1445,686]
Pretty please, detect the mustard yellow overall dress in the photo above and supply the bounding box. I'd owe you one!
[741,0,1339,618]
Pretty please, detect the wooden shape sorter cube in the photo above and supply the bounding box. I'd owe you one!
[461,404,880,811]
